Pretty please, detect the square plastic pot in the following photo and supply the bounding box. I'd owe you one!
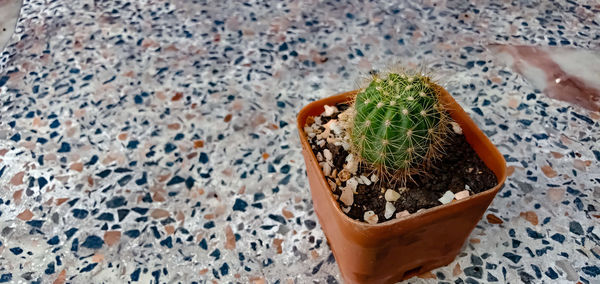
[297,86,507,283]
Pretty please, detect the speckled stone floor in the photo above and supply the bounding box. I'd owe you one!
[0,0,599,283]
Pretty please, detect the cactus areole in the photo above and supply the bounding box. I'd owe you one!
[350,73,449,175]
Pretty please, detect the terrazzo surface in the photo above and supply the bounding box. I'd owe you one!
[0,0,599,283]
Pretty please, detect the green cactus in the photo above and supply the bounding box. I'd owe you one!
[350,72,449,177]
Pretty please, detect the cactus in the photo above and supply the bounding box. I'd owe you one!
[350,72,449,178]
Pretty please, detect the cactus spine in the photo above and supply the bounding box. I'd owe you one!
[350,72,449,178]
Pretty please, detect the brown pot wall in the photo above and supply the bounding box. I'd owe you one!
[297,87,507,284]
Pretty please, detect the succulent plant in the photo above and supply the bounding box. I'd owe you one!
[349,72,449,177]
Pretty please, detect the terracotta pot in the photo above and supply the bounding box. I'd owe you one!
[297,87,507,283]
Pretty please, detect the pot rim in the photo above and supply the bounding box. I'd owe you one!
[297,88,507,228]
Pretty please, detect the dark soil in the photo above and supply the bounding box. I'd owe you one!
[308,104,498,223]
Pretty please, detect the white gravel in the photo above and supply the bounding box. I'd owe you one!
[364,211,379,224]
[384,202,396,219]
[450,121,462,134]
[323,149,332,162]
[323,105,338,116]
[340,186,354,206]
[454,190,470,200]
[384,189,401,202]
[438,190,455,204]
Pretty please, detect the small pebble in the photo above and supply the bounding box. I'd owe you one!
[314,117,322,125]
[323,149,332,161]
[339,186,354,206]
[370,174,379,183]
[338,169,351,182]
[465,184,471,190]
[316,152,323,162]
[341,141,350,150]
[360,175,371,185]
[438,190,455,204]
[345,153,354,163]
[364,211,378,224]
[338,109,351,122]
[454,190,470,200]
[317,128,330,140]
[344,158,358,174]
[320,162,331,177]
[346,177,358,192]
[384,189,401,202]
[450,122,463,134]
[327,180,337,191]
[322,119,334,131]
[323,105,338,117]
[329,121,343,135]
[396,210,410,219]
[384,202,396,219]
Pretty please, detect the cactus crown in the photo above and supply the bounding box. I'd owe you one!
[349,72,449,179]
